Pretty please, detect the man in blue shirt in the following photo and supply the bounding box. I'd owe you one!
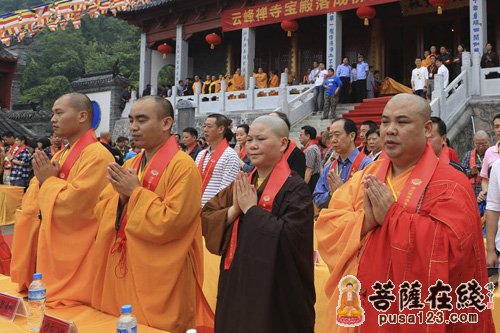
[322,68,343,120]
[355,54,369,102]
[313,118,372,208]
[336,57,352,103]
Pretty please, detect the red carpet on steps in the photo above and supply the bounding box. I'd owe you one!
[342,96,392,146]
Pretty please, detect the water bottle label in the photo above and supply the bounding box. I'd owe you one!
[28,289,46,301]
[117,327,137,333]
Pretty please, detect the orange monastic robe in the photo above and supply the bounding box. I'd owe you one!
[254,73,268,89]
[269,74,280,88]
[91,149,212,333]
[10,139,113,307]
[232,73,245,91]
[316,145,495,333]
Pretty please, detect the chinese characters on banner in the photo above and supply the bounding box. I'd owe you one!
[221,0,399,32]
[470,0,482,54]
[326,12,336,70]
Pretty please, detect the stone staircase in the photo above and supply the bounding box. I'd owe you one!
[290,104,357,143]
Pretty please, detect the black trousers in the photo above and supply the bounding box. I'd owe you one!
[339,77,350,103]
[356,79,367,102]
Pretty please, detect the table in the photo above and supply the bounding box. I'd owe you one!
[0,185,23,226]
[0,276,168,333]
[202,247,500,332]
[202,247,330,332]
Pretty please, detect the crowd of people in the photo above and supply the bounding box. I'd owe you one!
[0,90,497,332]
[411,42,499,99]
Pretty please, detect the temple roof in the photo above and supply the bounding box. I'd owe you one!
[123,0,174,13]
[0,111,36,137]
[0,48,17,62]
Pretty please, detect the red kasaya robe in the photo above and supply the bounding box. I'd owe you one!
[316,144,495,333]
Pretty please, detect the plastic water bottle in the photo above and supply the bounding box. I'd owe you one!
[117,304,137,333]
[27,272,46,332]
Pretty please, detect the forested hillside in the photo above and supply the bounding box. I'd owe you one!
[1,1,141,107]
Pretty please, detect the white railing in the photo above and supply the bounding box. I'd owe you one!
[479,67,500,97]
[274,85,315,124]
[167,77,314,115]
[431,69,470,125]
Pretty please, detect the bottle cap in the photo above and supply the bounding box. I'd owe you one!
[186,330,197,333]
[33,273,42,279]
[121,304,132,314]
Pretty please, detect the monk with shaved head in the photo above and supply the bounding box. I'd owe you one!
[202,115,316,332]
[316,93,494,332]
[91,96,213,332]
[11,92,114,306]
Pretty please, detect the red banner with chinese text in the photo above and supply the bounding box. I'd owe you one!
[222,0,399,32]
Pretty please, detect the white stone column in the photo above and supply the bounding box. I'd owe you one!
[220,80,227,113]
[240,28,256,89]
[247,77,256,111]
[326,12,342,71]
[175,24,189,85]
[471,52,481,95]
[469,0,487,55]
[139,33,152,96]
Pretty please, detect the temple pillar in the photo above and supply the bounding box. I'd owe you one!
[326,12,342,70]
[241,27,256,89]
[469,0,487,55]
[175,24,189,85]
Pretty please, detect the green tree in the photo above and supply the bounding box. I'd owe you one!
[20,76,72,107]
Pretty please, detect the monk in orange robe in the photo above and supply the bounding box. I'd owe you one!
[232,68,245,91]
[91,96,213,333]
[0,231,10,275]
[316,94,495,333]
[10,93,114,307]
[268,70,280,87]
[254,67,268,89]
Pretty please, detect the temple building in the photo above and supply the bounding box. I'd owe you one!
[116,0,498,95]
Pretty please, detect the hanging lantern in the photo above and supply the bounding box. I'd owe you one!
[205,33,222,49]
[281,20,299,37]
[428,0,450,15]
[356,6,376,26]
[157,43,173,59]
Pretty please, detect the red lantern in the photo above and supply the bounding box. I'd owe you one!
[428,0,450,15]
[281,20,299,37]
[157,43,173,59]
[205,33,222,49]
[356,6,376,26]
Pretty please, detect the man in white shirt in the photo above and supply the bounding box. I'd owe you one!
[196,113,241,207]
[308,61,319,83]
[436,58,449,88]
[411,57,429,98]
[312,62,328,113]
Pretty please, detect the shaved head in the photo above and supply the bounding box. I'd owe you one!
[251,115,289,138]
[385,93,431,122]
[58,93,93,125]
[474,130,489,140]
[135,96,174,120]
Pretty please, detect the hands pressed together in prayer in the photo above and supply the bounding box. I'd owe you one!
[362,174,395,235]
[107,163,140,204]
[327,169,344,195]
[33,150,59,185]
[228,172,258,221]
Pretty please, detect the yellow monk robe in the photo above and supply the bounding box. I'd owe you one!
[254,73,268,89]
[226,78,235,92]
[91,149,209,333]
[10,139,114,307]
[232,73,245,91]
[269,74,280,88]
[316,161,413,332]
